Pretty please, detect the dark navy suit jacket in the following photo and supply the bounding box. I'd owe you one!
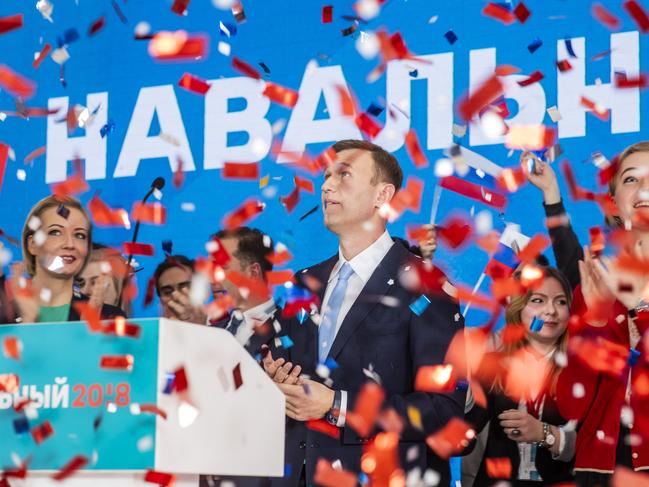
[271,241,465,487]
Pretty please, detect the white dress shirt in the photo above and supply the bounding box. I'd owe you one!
[319,229,394,426]
[231,298,276,346]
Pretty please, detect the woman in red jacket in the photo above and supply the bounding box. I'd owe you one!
[526,142,649,484]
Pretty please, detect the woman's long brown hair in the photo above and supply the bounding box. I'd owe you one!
[491,266,572,397]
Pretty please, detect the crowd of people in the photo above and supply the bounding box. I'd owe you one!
[2,138,649,487]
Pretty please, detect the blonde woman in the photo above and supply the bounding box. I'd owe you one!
[6,195,124,323]
[464,266,575,486]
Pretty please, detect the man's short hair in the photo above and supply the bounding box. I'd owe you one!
[332,139,403,192]
[153,254,194,296]
[211,227,273,278]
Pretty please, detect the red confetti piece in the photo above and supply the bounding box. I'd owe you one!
[314,458,357,487]
[280,186,301,213]
[485,457,512,478]
[346,382,384,437]
[513,1,531,23]
[87,16,106,36]
[267,249,292,266]
[3,336,20,360]
[222,162,259,180]
[615,72,648,88]
[173,366,188,393]
[171,0,190,15]
[144,470,176,486]
[140,404,168,420]
[404,130,428,168]
[74,301,102,332]
[496,167,527,192]
[0,373,19,393]
[263,82,299,108]
[13,397,32,412]
[336,84,357,117]
[144,276,156,307]
[149,32,208,61]
[458,75,503,121]
[516,233,550,263]
[0,143,7,194]
[390,177,424,215]
[437,216,473,249]
[266,270,295,286]
[517,70,544,87]
[23,146,45,164]
[592,3,621,30]
[495,64,520,76]
[307,419,340,438]
[580,96,609,121]
[589,226,606,256]
[415,365,455,392]
[88,194,129,227]
[425,417,474,459]
[294,175,315,193]
[624,0,649,33]
[440,176,507,210]
[406,225,432,243]
[100,354,134,370]
[32,43,52,69]
[322,5,333,23]
[208,238,231,266]
[482,3,515,24]
[173,156,185,189]
[123,242,155,256]
[232,56,261,79]
[131,202,167,225]
[222,198,264,229]
[505,125,555,150]
[52,455,88,481]
[233,363,243,390]
[178,72,210,95]
[0,14,23,35]
[556,59,572,72]
[0,64,36,99]
[31,420,54,444]
[103,318,141,338]
[355,112,382,139]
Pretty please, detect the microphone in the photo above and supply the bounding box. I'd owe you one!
[120,177,166,308]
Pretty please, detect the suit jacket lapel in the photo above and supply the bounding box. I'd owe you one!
[327,243,407,361]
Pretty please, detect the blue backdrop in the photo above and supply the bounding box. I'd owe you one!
[0,0,647,321]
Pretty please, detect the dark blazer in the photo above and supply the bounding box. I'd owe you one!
[271,242,465,487]
[209,306,277,358]
[465,364,575,485]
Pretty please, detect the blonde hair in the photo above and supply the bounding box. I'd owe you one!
[22,195,92,276]
[606,141,649,227]
[493,267,572,396]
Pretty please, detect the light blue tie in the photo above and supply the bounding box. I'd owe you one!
[318,262,354,363]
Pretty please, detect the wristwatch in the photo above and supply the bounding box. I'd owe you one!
[324,390,341,426]
[539,422,556,449]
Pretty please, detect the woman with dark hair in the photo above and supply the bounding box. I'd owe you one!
[464,266,575,486]
[525,142,649,483]
[4,195,124,323]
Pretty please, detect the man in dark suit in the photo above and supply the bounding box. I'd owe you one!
[263,140,465,486]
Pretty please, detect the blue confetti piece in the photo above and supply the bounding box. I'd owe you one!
[409,69,418,78]
[100,119,115,138]
[528,37,543,53]
[162,240,173,255]
[297,307,308,324]
[410,295,431,316]
[359,472,369,485]
[530,316,544,332]
[564,38,577,58]
[220,21,237,37]
[367,102,385,117]
[629,348,641,366]
[274,293,286,310]
[284,464,293,477]
[324,357,338,370]
[279,335,294,349]
[456,379,469,391]
[444,30,458,45]
[162,372,175,394]
[495,1,513,10]
[13,416,29,434]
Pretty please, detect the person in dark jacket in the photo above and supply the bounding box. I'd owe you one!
[464,266,575,486]
[3,195,124,324]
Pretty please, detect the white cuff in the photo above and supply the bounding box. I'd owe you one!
[336,390,347,427]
